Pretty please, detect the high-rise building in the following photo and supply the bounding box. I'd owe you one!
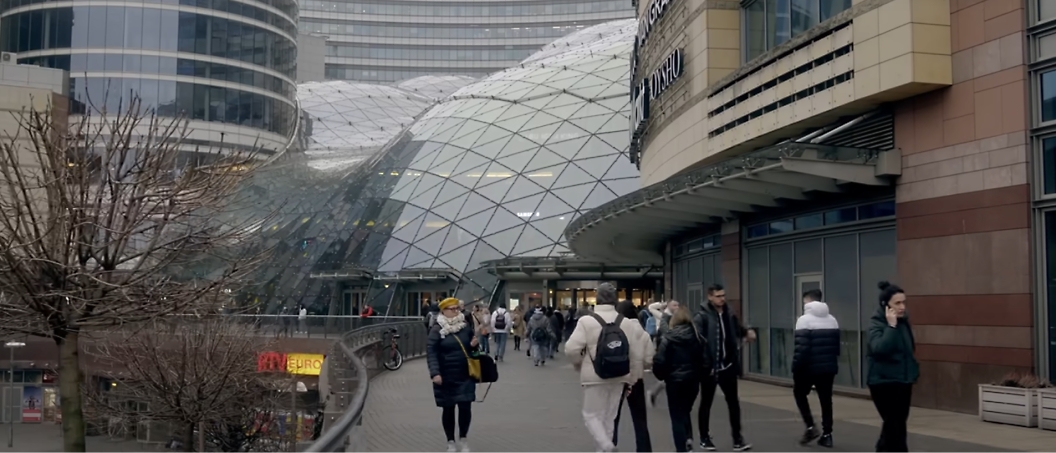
[298,0,636,83]
[0,0,300,158]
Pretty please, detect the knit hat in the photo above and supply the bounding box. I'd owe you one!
[439,297,460,311]
[596,282,617,305]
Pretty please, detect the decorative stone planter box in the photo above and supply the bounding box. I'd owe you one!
[1039,389,1056,431]
[978,384,1038,427]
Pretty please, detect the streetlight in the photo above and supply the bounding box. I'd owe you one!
[4,341,25,448]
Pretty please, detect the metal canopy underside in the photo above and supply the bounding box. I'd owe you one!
[564,142,900,266]
[482,256,662,281]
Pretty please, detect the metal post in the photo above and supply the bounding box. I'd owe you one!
[8,345,13,448]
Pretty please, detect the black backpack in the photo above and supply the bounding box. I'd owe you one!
[588,313,631,379]
[494,312,507,330]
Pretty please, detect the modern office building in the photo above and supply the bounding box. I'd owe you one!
[0,0,301,158]
[240,20,652,317]
[298,0,636,83]
[567,0,1043,414]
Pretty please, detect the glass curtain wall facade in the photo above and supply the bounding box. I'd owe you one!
[742,0,852,62]
[239,20,639,314]
[744,200,896,389]
[1031,0,1056,381]
[299,0,635,83]
[0,0,299,153]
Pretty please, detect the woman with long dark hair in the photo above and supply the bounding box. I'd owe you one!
[653,305,704,452]
[427,298,480,452]
[612,300,653,452]
[867,281,918,452]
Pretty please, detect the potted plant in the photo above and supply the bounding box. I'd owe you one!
[1040,385,1056,431]
[979,371,1050,427]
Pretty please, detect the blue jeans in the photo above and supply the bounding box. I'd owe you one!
[492,333,509,358]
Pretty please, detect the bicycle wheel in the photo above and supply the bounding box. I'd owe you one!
[383,345,403,370]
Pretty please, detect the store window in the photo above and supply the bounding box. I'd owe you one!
[742,0,852,62]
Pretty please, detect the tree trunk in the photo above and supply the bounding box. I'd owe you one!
[183,422,195,452]
[56,332,86,452]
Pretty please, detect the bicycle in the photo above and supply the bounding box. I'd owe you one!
[381,327,403,371]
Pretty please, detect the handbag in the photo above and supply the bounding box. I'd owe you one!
[452,334,482,381]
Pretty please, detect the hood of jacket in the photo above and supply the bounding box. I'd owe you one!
[664,323,697,343]
[804,301,830,317]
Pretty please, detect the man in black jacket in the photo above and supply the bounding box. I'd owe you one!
[693,284,755,452]
[792,289,840,448]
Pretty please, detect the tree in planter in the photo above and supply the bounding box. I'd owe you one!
[85,316,288,452]
[0,94,269,451]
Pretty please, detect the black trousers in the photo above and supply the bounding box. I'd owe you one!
[869,383,912,452]
[667,380,699,452]
[441,401,472,442]
[699,368,742,441]
[613,379,652,452]
[793,372,835,434]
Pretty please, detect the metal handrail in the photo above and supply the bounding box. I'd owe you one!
[307,320,429,452]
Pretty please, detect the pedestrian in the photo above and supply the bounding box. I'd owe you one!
[653,304,704,452]
[792,288,839,448]
[565,283,650,453]
[549,306,565,358]
[427,297,480,452]
[511,305,526,351]
[490,303,512,362]
[612,300,654,452]
[473,305,491,354]
[693,284,755,452]
[298,304,308,334]
[527,308,553,366]
[646,300,679,406]
[867,281,918,453]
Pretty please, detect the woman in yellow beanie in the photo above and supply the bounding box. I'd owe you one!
[427,297,479,452]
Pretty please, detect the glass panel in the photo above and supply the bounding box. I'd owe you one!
[794,238,823,273]
[748,247,770,375]
[825,234,860,387]
[1043,70,1056,123]
[1044,137,1056,194]
[1046,211,1056,380]
[769,243,794,378]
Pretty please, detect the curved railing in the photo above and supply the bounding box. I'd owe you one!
[307,320,429,452]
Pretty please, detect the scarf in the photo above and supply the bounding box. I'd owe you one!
[437,312,467,338]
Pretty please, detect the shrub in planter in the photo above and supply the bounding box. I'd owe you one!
[979,371,1051,428]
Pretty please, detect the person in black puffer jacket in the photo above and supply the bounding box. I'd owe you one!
[427,298,479,452]
[792,289,840,448]
[653,306,704,452]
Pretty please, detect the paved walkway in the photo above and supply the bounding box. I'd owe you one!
[361,344,1051,452]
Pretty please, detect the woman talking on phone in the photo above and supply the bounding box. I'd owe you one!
[866,281,919,452]
[428,297,480,452]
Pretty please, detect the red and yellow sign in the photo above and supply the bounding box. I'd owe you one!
[257,352,324,375]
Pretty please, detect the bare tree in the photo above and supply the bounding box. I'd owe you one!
[0,95,270,451]
[85,316,288,452]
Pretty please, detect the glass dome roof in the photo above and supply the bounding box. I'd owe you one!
[244,19,638,311]
[298,77,473,171]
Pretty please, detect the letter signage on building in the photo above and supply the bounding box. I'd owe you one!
[629,48,684,159]
[257,352,325,376]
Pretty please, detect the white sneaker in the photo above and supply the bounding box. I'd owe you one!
[446,440,457,452]
[459,438,470,452]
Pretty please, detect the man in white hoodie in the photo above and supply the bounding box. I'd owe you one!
[566,283,652,453]
[792,288,840,448]
[490,303,512,362]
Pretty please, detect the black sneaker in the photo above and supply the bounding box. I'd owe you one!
[818,434,833,448]
[799,427,819,446]
[732,437,752,452]
[699,437,716,451]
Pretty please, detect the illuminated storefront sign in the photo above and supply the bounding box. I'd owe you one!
[257,352,325,376]
[630,48,684,160]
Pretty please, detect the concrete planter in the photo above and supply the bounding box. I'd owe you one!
[978,384,1038,427]
[1039,389,1056,431]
